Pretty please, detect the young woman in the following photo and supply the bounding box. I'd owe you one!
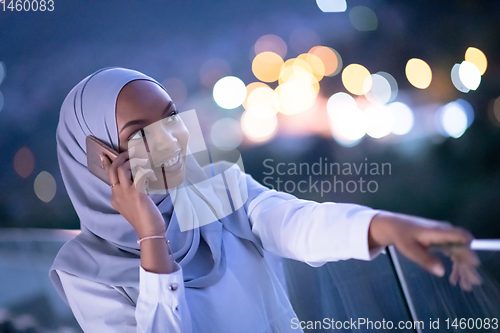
[50,67,480,333]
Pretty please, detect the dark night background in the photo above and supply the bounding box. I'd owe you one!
[1,1,500,332]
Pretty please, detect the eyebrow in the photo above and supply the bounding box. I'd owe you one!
[119,101,174,134]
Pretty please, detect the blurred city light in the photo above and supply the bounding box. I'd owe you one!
[246,86,280,117]
[254,34,287,58]
[252,51,284,82]
[458,61,481,90]
[349,6,378,31]
[213,76,247,109]
[200,58,232,89]
[376,71,398,102]
[276,79,317,115]
[243,82,269,109]
[342,64,371,95]
[364,104,394,138]
[210,117,243,148]
[363,73,392,104]
[34,171,57,203]
[297,53,325,82]
[405,58,432,89]
[492,97,500,125]
[465,47,487,75]
[451,63,470,93]
[388,102,414,135]
[0,61,5,85]
[437,101,469,138]
[309,46,342,76]
[316,0,346,13]
[241,110,278,142]
[327,93,367,142]
[14,147,35,178]
[279,58,317,85]
[162,77,188,105]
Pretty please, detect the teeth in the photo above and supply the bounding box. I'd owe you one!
[163,153,180,167]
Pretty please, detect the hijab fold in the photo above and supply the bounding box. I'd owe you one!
[50,67,265,304]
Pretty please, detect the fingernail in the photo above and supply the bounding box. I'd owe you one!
[100,155,104,168]
[432,264,445,277]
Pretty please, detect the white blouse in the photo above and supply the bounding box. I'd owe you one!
[56,189,383,333]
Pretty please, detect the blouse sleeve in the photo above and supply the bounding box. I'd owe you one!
[244,173,385,267]
[56,263,192,333]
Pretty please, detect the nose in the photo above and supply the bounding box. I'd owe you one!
[149,123,177,151]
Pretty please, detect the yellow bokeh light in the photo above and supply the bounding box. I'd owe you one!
[243,82,270,109]
[276,80,317,115]
[297,53,325,82]
[405,58,432,89]
[252,51,284,83]
[341,64,371,95]
[465,47,487,75]
[279,58,316,84]
[241,110,278,142]
[309,46,341,76]
[246,86,280,119]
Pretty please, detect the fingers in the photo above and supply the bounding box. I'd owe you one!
[102,151,130,187]
[397,241,445,277]
[133,166,157,193]
[420,225,474,248]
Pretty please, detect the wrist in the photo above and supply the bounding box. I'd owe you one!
[368,212,399,249]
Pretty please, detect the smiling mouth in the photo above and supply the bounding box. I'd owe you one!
[155,151,181,168]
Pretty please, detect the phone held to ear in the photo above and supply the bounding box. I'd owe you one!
[86,135,119,186]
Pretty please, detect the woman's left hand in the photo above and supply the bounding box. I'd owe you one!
[368,212,481,291]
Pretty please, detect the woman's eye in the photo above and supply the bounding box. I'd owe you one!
[130,130,144,140]
[163,110,179,124]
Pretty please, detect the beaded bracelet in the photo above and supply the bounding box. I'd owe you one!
[137,235,166,244]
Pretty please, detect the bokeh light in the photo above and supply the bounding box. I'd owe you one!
[451,63,470,93]
[289,28,321,54]
[465,47,487,75]
[279,58,316,85]
[364,104,394,138]
[363,73,392,104]
[297,53,325,82]
[455,99,474,127]
[200,58,232,88]
[254,34,287,58]
[243,82,270,109]
[241,110,278,142]
[252,51,284,83]
[0,61,5,85]
[162,77,187,105]
[34,171,57,203]
[458,61,481,90]
[316,0,346,13]
[309,46,342,76]
[342,64,371,95]
[405,58,432,89]
[246,86,280,118]
[210,117,243,148]
[327,93,367,142]
[437,101,469,138]
[492,97,500,126]
[349,6,378,31]
[276,79,317,115]
[387,102,414,135]
[213,76,247,109]
[376,71,398,102]
[14,147,35,178]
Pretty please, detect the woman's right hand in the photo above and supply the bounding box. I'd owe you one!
[102,151,166,239]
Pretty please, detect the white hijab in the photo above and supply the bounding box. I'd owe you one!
[50,67,265,304]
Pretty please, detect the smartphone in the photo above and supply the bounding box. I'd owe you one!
[86,135,119,186]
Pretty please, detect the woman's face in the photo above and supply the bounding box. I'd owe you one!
[116,79,189,190]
